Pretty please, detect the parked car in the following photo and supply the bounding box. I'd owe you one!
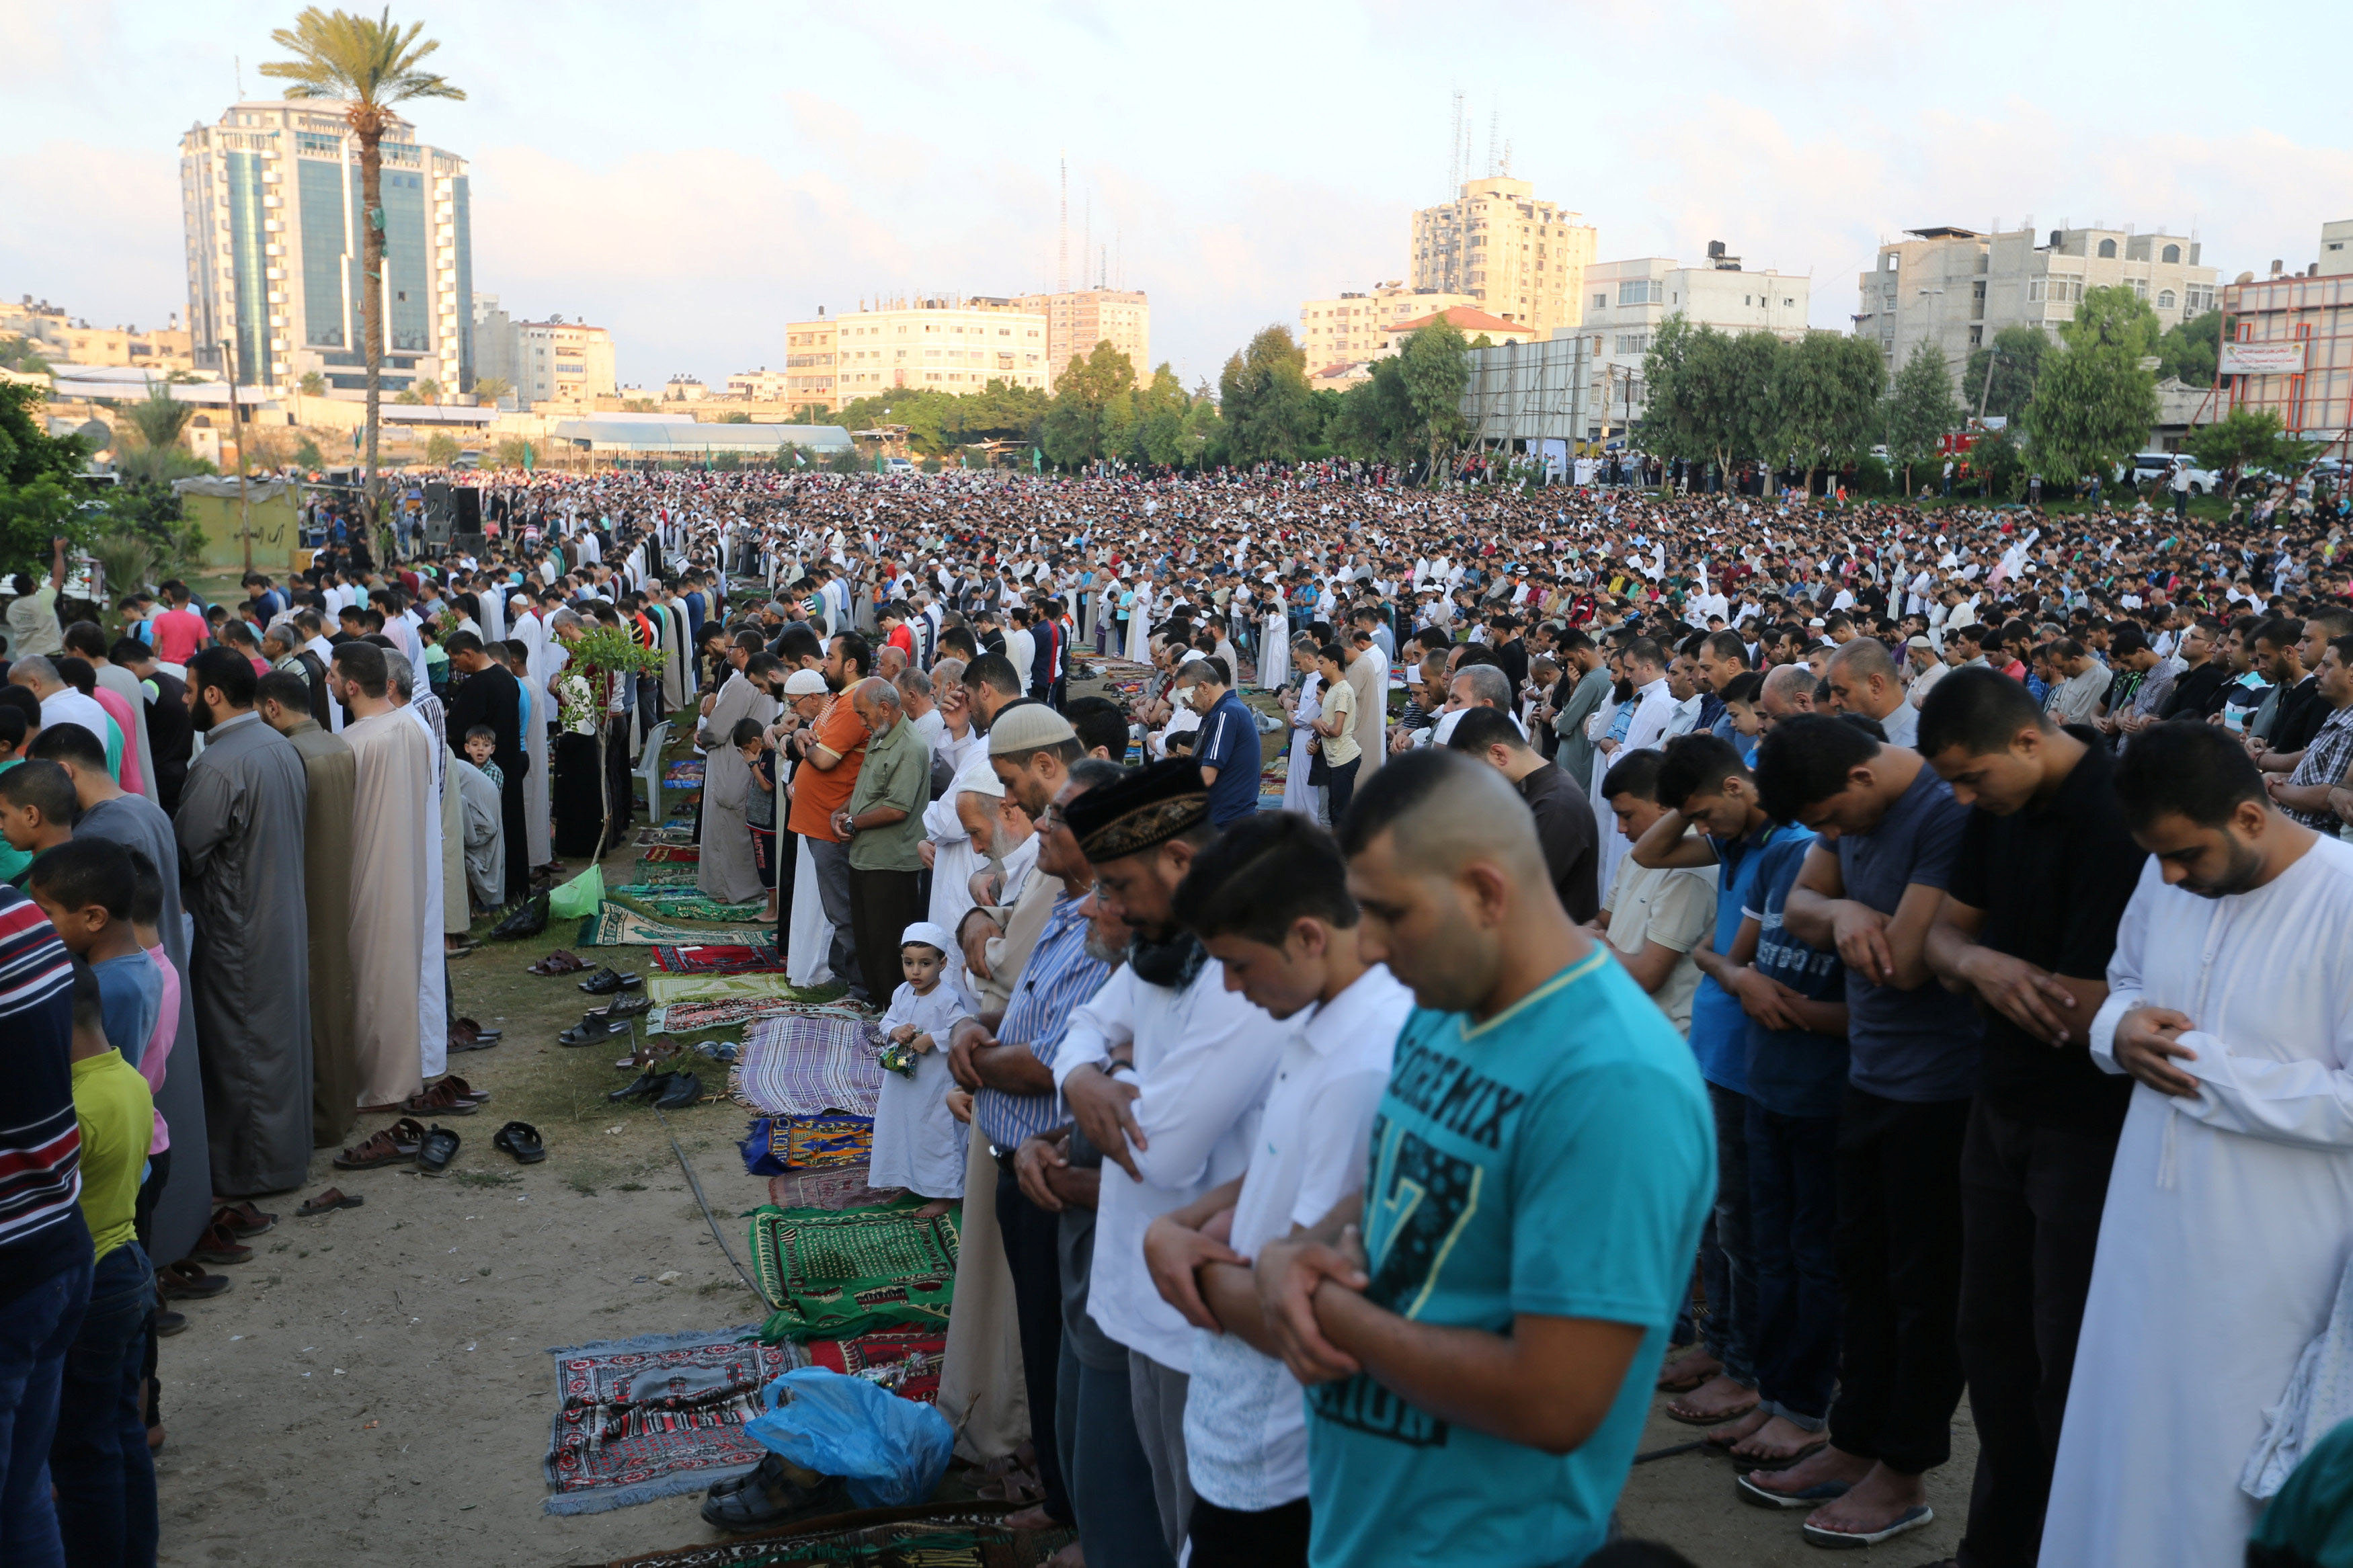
[2126,452,2223,495]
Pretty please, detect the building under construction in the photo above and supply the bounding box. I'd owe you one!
[2210,219,2353,454]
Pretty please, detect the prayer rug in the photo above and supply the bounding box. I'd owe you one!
[749,1198,959,1342]
[731,1013,885,1117]
[611,886,771,925]
[801,1329,946,1404]
[740,1114,875,1175]
[653,942,786,975]
[640,844,702,864]
[627,860,703,887]
[650,973,862,1009]
[583,909,716,948]
[542,1324,802,1516]
[649,995,859,1036]
[767,1164,908,1212]
[598,1504,1071,1568]
[635,825,698,848]
[664,759,706,789]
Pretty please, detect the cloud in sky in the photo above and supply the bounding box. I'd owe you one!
[3,0,2350,387]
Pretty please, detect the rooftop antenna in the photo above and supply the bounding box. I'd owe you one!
[1084,194,1092,296]
[1058,154,1068,294]
[1501,136,1513,179]
[1447,89,1465,196]
[1486,108,1499,178]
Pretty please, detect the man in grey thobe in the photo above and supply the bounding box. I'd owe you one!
[176,648,315,1197]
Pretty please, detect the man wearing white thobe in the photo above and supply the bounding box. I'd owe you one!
[2043,733,2353,1568]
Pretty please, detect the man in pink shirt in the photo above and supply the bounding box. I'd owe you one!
[151,583,209,667]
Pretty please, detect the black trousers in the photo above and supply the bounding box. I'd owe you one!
[1189,1496,1312,1568]
[846,867,924,1011]
[1955,1098,2120,1568]
[996,1171,1072,1524]
[603,715,635,845]
[497,762,529,907]
[1825,1087,1969,1476]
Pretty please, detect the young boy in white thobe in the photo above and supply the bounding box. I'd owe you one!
[868,921,970,1203]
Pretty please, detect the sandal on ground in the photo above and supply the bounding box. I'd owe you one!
[447,1024,499,1054]
[1657,1346,1723,1393]
[595,993,652,1020]
[492,1121,546,1164]
[210,1200,277,1238]
[453,1018,502,1041]
[489,896,549,940]
[446,938,479,958]
[609,1069,672,1103]
[699,1456,848,1534]
[333,1117,428,1170]
[415,1124,462,1175]
[159,1261,233,1301]
[1800,1504,1934,1549]
[296,1188,366,1216]
[561,1016,631,1047]
[1734,1473,1853,1510]
[528,949,590,977]
[402,1079,479,1118]
[1667,1396,1759,1427]
[438,1075,491,1106]
[154,1307,188,1337]
[579,967,642,995]
[190,1222,252,1266]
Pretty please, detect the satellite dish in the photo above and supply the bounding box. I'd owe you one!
[76,419,114,448]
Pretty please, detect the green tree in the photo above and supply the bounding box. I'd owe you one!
[294,434,325,468]
[414,376,442,405]
[2184,406,2321,493]
[493,435,531,467]
[1770,331,1885,494]
[1966,423,2026,499]
[1129,364,1191,467]
[1219,326,1317,468]
[1178,384,1223,469]
[0,334,50,374]
[1396,319,1472,478]
[2063,286,2162,359]
[718,410,752,424]
[297,370,328,398]
[120,386,196,452]
[1330,361,1414,466]
[471,374,510,406]
[424,430,460,463]
[2026,339,2159,485]
[262,5,465,543]
[1962,324,2052,420]
[1883,339,1960,493]
[1041,340,1139,468]
[0,382,93,579]
[2158,309,2222,386]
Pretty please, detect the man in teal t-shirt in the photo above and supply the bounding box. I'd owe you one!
[1257,749,1714,1568]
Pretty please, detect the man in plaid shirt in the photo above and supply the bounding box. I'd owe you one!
[2267,636,2353,831]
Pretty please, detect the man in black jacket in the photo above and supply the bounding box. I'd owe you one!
[443,630,530,904]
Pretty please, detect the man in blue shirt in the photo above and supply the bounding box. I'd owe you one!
[1173,659,1261,827]
[1256,750,1712,1568]
[1746,714,1981,1550]
[1631,733,1813,1436]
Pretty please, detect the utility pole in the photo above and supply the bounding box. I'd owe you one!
[218,332,253,572]
[1977,347,2000,421]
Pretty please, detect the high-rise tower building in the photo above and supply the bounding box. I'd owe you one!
[179,100,473,392]
[1409,176,1595,337]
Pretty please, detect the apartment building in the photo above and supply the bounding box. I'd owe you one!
[1573,247,1812,419]
[783,297,1051,413]
[1009,288,1151,387]
[180,100,473,392]
[1409,176,1597,336]
[1299,283,1480,374]
[2215,219,2353,440]
[1854,223,2217,391]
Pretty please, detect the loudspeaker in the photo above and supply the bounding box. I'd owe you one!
[454,487,481,532]
[424,481,454,546]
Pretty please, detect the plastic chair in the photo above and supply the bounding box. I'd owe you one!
[634,718,671,817]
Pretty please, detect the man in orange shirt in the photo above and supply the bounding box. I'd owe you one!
[786,632,873,999]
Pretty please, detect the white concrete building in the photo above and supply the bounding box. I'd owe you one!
[1410,176,1597,336]
[1566,247,1812,423]
[1855,224,2218,392]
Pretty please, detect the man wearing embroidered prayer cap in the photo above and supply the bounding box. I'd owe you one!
[1053,758,1286,1556]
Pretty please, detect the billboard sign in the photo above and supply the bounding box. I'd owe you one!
[2221,341,2307,376]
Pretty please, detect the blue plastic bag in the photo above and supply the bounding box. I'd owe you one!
[742,1366,955,1508]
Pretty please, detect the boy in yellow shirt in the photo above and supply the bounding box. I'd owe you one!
[50,955,159,1563]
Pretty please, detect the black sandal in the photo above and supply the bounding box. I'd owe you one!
[699,1456,848,1533]
[560,1016,631,1047]
[488,895,549,940]
[579,968,642,995]
[492,1120,546,1163]
[655,1071,702,1110]
[415,1124,461,1176]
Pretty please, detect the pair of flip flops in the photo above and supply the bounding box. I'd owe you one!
[1735,1472,1937,1546]
[608,1069,701,1109]
[693,1039,740,1063]
[212,1200,276,1239]
[448,1017,502,1053]
[415,1124,461,1175]
[529,949,590,977]
[492,1120,546,1163]
[334,1116,430,1169]
[402,1078,491,1118]
[297,1188,364,1216]
[579,967,641,995]
[596,993,653,1020]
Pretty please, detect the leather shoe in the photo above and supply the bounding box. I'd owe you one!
[608,1069,670,1103]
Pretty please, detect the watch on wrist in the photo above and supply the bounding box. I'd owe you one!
[1105,1059,1137,1079]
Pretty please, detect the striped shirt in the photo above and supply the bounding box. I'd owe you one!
[0,884,87,1303]
[973,893,1114,1150]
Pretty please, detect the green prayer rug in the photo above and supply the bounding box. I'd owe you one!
[749,1198,958,1344]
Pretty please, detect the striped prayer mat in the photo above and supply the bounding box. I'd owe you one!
[729,1012,884,1117]
[543,1325,803,1516]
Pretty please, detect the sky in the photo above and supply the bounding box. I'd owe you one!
[7,0,2353,393]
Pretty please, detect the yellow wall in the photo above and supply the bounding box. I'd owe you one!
[184,489,304,573]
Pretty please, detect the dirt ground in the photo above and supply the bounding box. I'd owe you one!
[151,677,1977,1567]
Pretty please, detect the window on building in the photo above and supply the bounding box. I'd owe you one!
[2163,244,2182,263]
[2159,290,2177,310]
[1616,279,1661,306]
[2128,278,2149,299]
[2098,239,2118,258]
[1593,294,1607,313]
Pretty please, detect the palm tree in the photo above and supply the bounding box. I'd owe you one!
[472,374,511,408]
[415,377,442,405]
[260,7,464,548]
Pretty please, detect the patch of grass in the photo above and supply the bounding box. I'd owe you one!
[616,1182,646,1192]
[450,1169,519,1189]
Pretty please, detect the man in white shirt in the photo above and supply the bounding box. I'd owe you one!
[1057,761,1284,1558]
[1138,814,1413,1562]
